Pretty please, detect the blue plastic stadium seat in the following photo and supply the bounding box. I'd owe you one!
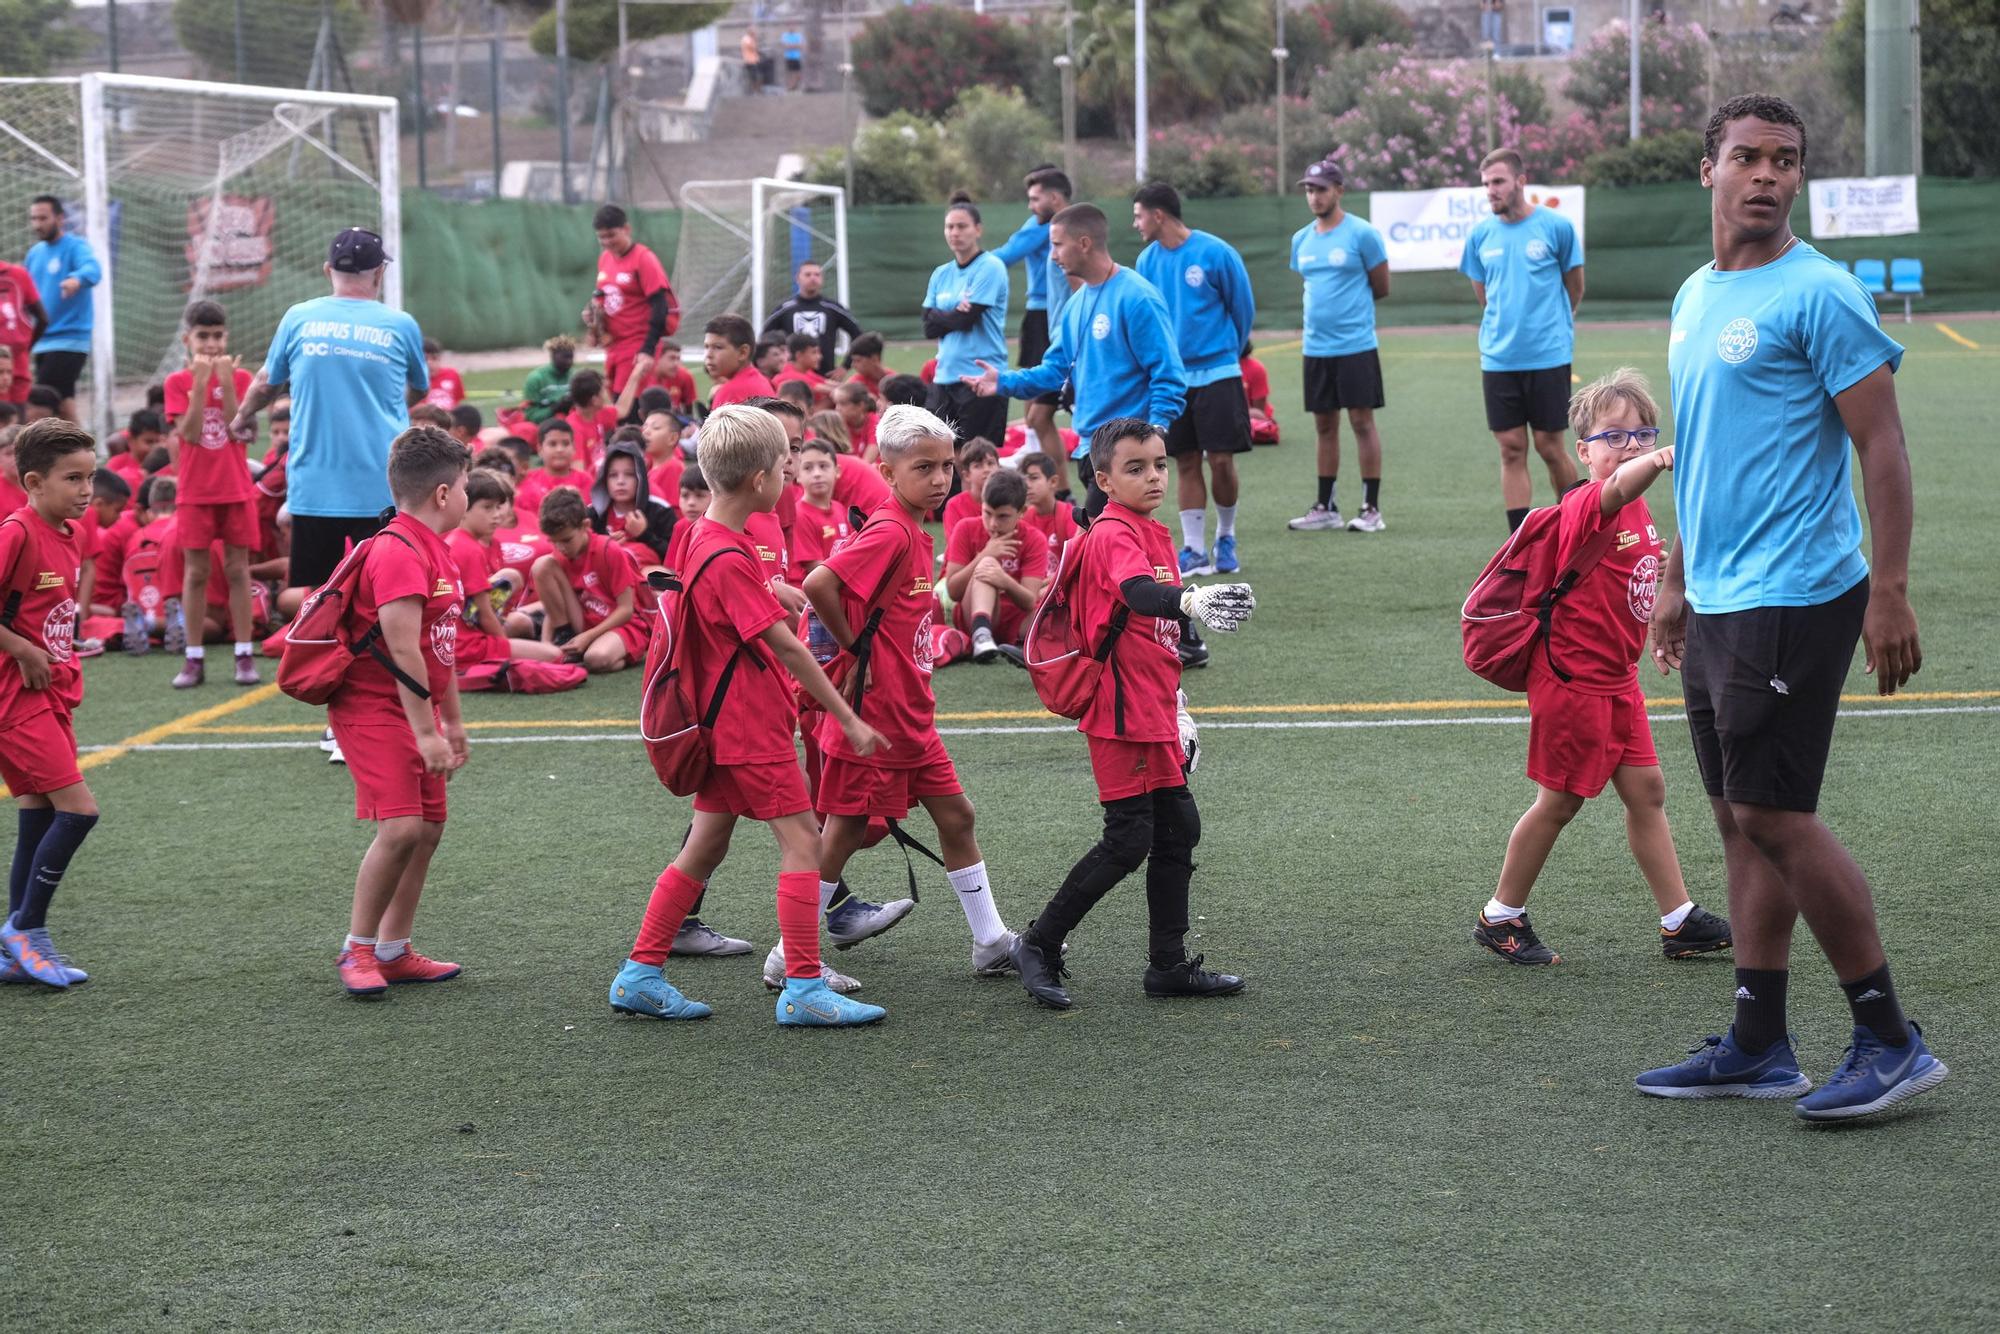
[1889,257,1925,323]
[1852,258,1888,294]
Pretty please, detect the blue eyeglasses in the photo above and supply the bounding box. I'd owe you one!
[1579,427,1662,451]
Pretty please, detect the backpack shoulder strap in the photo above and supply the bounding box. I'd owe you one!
[349,525,434,701]
[1560,512,1627,587]
[0,515,31,630]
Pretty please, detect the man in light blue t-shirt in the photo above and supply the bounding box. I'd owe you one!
[1633,95,1943,1121]
[24,194,101,422]
[231,227,427,598]
[1286,157,1390,535]
[1458,149,1584,532]
[921,197,1011,447]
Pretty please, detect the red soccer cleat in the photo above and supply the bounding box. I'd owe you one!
[338,943,387,997]
[377,949,463,985]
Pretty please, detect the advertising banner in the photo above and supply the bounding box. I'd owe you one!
[1809,176,1919,239]
[1369,185,1587,271]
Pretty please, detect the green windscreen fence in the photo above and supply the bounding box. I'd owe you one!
[401,179,2000,352]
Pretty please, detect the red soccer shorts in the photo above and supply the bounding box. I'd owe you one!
[1087,735,1186,802]
[605,344,640,395]
[1526,671,1659,799]
[455,627,504,665]
[330,711,448,822]
[694,759,813,820]
[816,734,963,819]
[177,498,260,551]
[0,695,80,796]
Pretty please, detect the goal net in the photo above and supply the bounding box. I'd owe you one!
[673,179,848,359]
[0,74,399,439]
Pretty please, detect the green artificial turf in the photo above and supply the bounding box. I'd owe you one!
[7,327,1997,1330]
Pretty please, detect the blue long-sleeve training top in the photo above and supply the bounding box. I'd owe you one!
[26,232,100,353]
[993,214,1050,312]
[1135,229,1256,387]
[996,266,1186,456]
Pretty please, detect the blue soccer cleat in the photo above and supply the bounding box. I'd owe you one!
[1212,534,1240,574]
[1178,546,1213,577]
[1795,1023,1949,1122]
[1634,1029,1812,1100]
[607,959,712,1021]
[775,976,885,1027]
[1,916,73,990]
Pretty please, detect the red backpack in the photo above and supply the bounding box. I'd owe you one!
[457,658,588,694]
[277,529,431,706]
[1461,506,1623,692]
[1023,513,1133,722]
[638,546,756,795]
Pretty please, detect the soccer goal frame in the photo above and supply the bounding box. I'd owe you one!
[0,73,400,439]
[674,177,848,352]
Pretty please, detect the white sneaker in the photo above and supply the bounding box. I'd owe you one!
[762,942,862,994]
[326,738,346,766]
[1287,503,1344,532]
[971,626,1000,663]
[671,919,755,957]
[972,930,1020,977]
[1347,505,1386,533]
[319,726,339,753]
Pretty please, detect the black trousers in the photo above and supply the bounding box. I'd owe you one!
[1030,785,1200,968]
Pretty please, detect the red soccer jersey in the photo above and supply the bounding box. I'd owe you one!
[645,362,699,410]
[849,367,893,398]
[558,531,648,629]
[1544,481,1663,695]
[107,452,146,502]
[1020,501,1081,568]
[815,502,937,768]
[0,507,83,712]
[774,366,829,397]
[664,517,695,573]
[0,262,35,355]
[93,510,139,600]
[424,366,465,410]
[945,514,1049,585]
[942,491,981,534]
[163,365,257,504]
[494,524,553,580]
[596,242,671,356]
[677,520,794,766]
[710,364,777,410]
[565,406,619,470]
[253,453,287,558]
[331,514,461,716]
[1239,355,1270,406]
[514,467,589,518]
[445,527,496,602]
[846,412,879,454]
[744,510,789,588]
[1077,502,1182,743]
[0,476,27,517]
[831,452,891,514]
[789,497,852,578]
[919,358,937,384]
[648,452,685,503]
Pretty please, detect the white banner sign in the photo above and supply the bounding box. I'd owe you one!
[1369,185,1587,272]
[1810,175,1919,239]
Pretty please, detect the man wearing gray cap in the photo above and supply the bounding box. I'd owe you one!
[1286,157,1390,535]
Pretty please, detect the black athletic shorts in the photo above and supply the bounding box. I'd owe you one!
[32,350,87,400]
[289,512,388,589]
[1017,309,1063,408]
[1303,350,1385,414]
[925,380,1009,449]
[1681,576,1869,813]
[1482,365,1571,434]
[1166,378,1252,457]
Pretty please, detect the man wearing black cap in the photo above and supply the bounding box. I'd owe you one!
[1286,157,1390,535]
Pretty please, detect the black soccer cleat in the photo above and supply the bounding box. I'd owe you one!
[993,643,1028,670]
[1143,953,1246,999]
[1177,624,1210,671]
[1013,929,1073,1010]
[1473,911,1560,965]
[1661,904,1733,959]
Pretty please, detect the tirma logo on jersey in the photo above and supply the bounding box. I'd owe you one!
[1717,318,1759,365]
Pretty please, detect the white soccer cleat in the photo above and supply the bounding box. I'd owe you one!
[762,942,862,994]
[1347,506,1386,533]
[1287,504,1344,532]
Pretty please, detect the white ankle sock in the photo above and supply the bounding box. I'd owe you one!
[819,879,841,914]
[376,938,410,962]
[185,645,205,660]
[1661,901,1695,931]
[234,641,253,656]
[344,933,377,951]
[1216,504,1237,539]
[946,861,1006,947]
[1179,509,1206,552]
[1482,897,1519,923]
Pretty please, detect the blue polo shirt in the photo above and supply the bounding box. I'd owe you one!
[1290,213,1388,358]
[1458,207,1583,372]
[263,295,428,518]
[25,232,101,354]
[1667,241,1904,614]
[1137,229,1256,387]
[923,251,1009,382]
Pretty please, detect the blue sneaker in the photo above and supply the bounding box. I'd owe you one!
[775,976,886,1027]
[1795,1023,1949,1122]
[1212,534,1240,573]
[1,915,73,990]
[1178,546,1213,577]
[1634,1028,1812,1100]
[825,892,915,950]
[607,959,712,1020]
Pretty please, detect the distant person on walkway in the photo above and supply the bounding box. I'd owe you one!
[24,195,100,423]
[1481,0,1506,47]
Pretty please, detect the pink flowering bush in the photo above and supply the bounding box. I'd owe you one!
[1323,56,1526,190]
[1562,21,1710,144]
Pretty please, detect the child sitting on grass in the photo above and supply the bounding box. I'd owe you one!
[943,469,1047,666]
[531,487,652,674]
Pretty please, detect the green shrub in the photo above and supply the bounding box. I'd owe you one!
[1283,0,1414,78]
[802,113,966,206]
[1581,128,1705,187]
[851,5,1030,120]
[945,87,1059,204]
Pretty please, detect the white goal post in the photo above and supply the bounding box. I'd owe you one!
[672,177,848,358]
[0,73,399,440]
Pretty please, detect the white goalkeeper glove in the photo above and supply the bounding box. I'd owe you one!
[1180,582,1256,633]
[1176,688,1200,775]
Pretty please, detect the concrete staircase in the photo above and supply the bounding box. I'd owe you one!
[631,92,852,205]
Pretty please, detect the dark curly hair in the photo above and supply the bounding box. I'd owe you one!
[1704,94,1807,165]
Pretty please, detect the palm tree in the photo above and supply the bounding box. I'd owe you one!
[1075,0,1273,136]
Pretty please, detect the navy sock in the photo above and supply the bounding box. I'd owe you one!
[9,807,56,920]
[1506,507,1530,532]
[1732,967,1789,1053]
[13,811,97,930]
[1317,476,1336,509]
[1840,963,1910,1045]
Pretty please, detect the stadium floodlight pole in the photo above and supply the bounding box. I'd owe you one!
[1134,0,1148,181]
[556,0,574,204]
[413,23,428,191]
[1484,42,1496,154]
[1059,0,1076,177]
[842,0,854,200]
[1272,0,1287,197]
[1704,0,1715,110]
[489,22,504,194]
[1628,0,1641,143]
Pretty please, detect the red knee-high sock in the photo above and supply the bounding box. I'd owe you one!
[776,870,823,980]
[630,865,704,965]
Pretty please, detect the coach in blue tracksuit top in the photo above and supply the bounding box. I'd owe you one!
[24,194,101,420]
[966,204,1185,498]
[1133,181,1255,576]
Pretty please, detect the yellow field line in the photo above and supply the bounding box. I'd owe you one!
[0,681,286,795]
[1253,338,1301,357]
[178,688,2000,736]
[1936,323,1981,350]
